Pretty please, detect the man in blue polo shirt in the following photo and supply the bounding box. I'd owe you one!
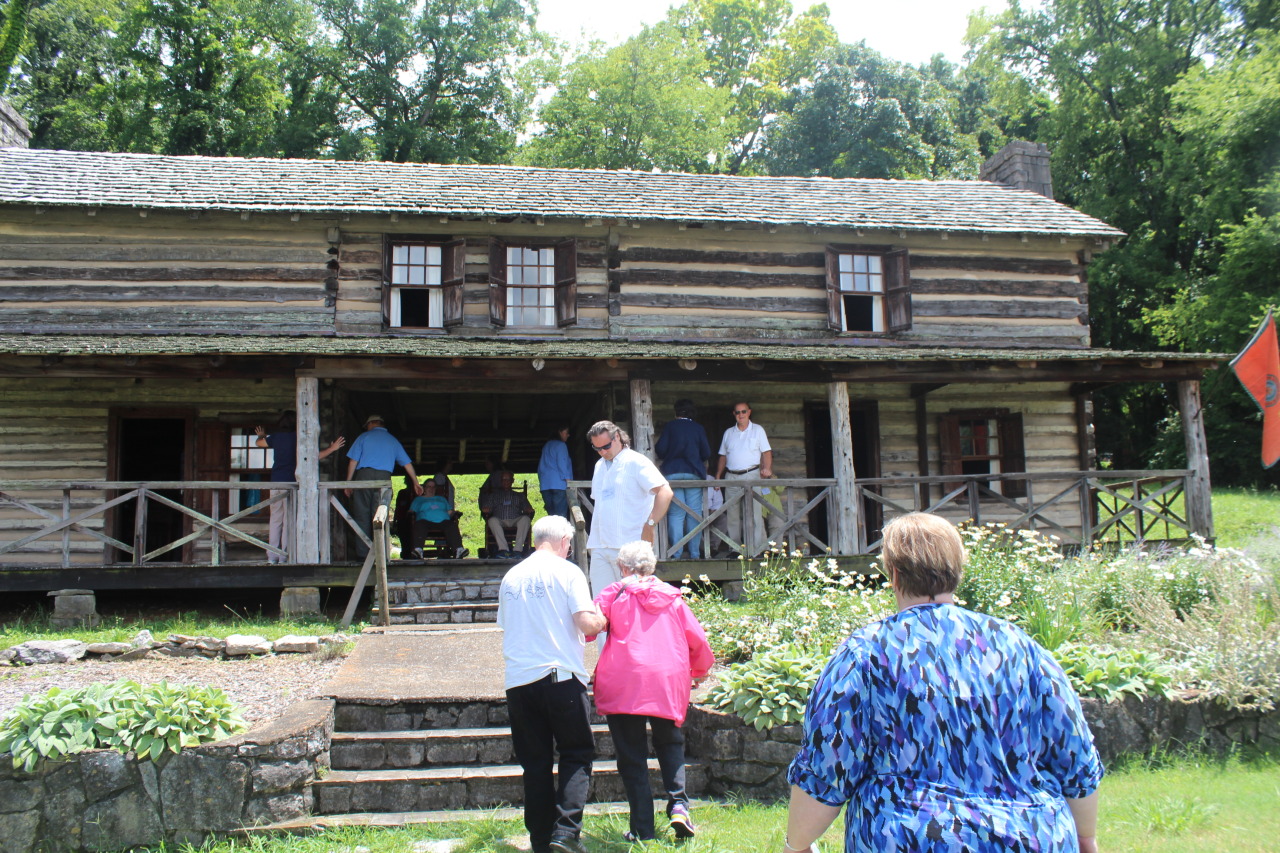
[344,414,421,559]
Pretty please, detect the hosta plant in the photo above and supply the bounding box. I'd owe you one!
[0,680,246,770]
[1053,643,1177,703]
[705,644,825,730]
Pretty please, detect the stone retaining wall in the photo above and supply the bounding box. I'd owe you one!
[685,694,1280,801]
[0,699,334,852]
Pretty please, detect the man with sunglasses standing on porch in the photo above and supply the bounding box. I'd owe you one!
[584,420,673,596]
[715,402,772,557]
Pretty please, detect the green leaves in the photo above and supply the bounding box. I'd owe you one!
[1054,643,1176,703]
[0,679,246,771]
[705,644,824,730]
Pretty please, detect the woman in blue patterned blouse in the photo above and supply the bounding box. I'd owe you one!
[784,512,1103,853]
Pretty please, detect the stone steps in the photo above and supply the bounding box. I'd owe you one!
[384,602,498,625]
[331,724,615,769]
[313,758,706,814]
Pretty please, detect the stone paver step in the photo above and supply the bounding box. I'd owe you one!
[314,760,707,814]
[331,724,615,769]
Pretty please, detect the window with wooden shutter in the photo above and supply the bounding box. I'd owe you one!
[826,245,910,333]
[489,238,577,328]
[385,235,460,330]
[938,410,1026,497]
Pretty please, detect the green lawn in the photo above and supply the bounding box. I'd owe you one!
[1212,486,1280,550]
[183,751,1280,853]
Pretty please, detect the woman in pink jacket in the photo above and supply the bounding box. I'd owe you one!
[594,540,715,843]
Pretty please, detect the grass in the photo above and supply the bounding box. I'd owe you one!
[163,750,1280,853]
[1212,487,1280,569]
[0,611,355,650]
[392,472,547,556]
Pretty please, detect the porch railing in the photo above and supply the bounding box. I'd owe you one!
[0,479,389,567]
[853,469,1198,552]
[566,477,838,563]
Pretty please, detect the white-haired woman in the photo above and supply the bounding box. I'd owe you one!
[593,540,714,842]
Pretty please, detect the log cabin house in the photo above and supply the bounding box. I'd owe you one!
[0,126,1223,595]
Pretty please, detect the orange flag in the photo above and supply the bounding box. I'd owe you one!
[1230,309,1280,468]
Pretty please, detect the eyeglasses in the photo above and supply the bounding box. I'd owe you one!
[733,409,749,415]
[591,438,615,453]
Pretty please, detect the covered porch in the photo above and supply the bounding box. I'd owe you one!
[0,335,1222,591]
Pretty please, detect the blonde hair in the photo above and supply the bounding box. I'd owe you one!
[881,513,966,599]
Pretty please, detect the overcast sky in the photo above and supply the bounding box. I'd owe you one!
[535,0,1010,66]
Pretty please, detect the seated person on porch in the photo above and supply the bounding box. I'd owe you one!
[482,471,534,558]
[408,479,467,559]
[429,458,457,510]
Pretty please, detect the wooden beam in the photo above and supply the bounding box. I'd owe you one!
[1177,380,1214,539]
[296,376,321,564]
[630,378,655,459]
[828,381,859,554]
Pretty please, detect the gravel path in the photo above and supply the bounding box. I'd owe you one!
[0,653,348,726]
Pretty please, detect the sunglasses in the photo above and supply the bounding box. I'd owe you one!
[591,438,615,453]
[733,409,750,415]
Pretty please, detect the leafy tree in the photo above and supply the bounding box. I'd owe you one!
[762,43,983,179]
[11,0,339,156]
[520,25,731,172]
[304,0,539,163]
[669,0,837,173]
[0,0,32,93]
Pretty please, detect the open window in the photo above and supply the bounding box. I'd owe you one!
[384,236,466,330]
[938,410,1026,497]
[825,246,910,333]
[489,237,577,328]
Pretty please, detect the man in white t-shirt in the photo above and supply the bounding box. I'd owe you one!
[585,420,674,595]
[499,515,606,853]
[715,401,773,556]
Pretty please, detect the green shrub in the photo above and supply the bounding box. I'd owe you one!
[705,644,825,730]
[687,549,892,663]
[1053,643,1177,703]
[0,680,246,771]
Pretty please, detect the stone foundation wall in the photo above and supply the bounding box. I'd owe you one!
[0,699,334,852]
[685,694,1280,802]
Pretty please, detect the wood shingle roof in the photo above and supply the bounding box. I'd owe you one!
[0,148,1124,238]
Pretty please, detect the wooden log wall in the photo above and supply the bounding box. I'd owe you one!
[0,377,332,566]
[2,207,1090,347]
[611,230,1091,347]
[645,380,1086,537]
[0,210,336,333]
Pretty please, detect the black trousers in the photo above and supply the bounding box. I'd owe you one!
[506,673,596,847]
[606,713,688,839]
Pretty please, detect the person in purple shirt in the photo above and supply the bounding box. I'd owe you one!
[344,414,421,559]
[254,412,344,563]
[655,399,711,559]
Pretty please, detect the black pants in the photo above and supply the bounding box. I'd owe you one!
[507,673,595,847]
[606,713,688,839]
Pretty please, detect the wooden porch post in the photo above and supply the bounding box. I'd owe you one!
[828,381,859,554]
[296,377,321,564]
[630,378,655,458]
[1177,379,1215,539]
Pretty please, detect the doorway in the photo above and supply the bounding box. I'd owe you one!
[109,413,192,561]
[804,400,882,549]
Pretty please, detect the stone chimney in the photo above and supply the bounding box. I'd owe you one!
[0,97,31,148]
[979,140,1053,199]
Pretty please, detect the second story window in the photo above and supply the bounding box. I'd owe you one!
[508,246,556,326]
[825,246,911,333]
[383,237,466,330]
[489,237,577,329]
